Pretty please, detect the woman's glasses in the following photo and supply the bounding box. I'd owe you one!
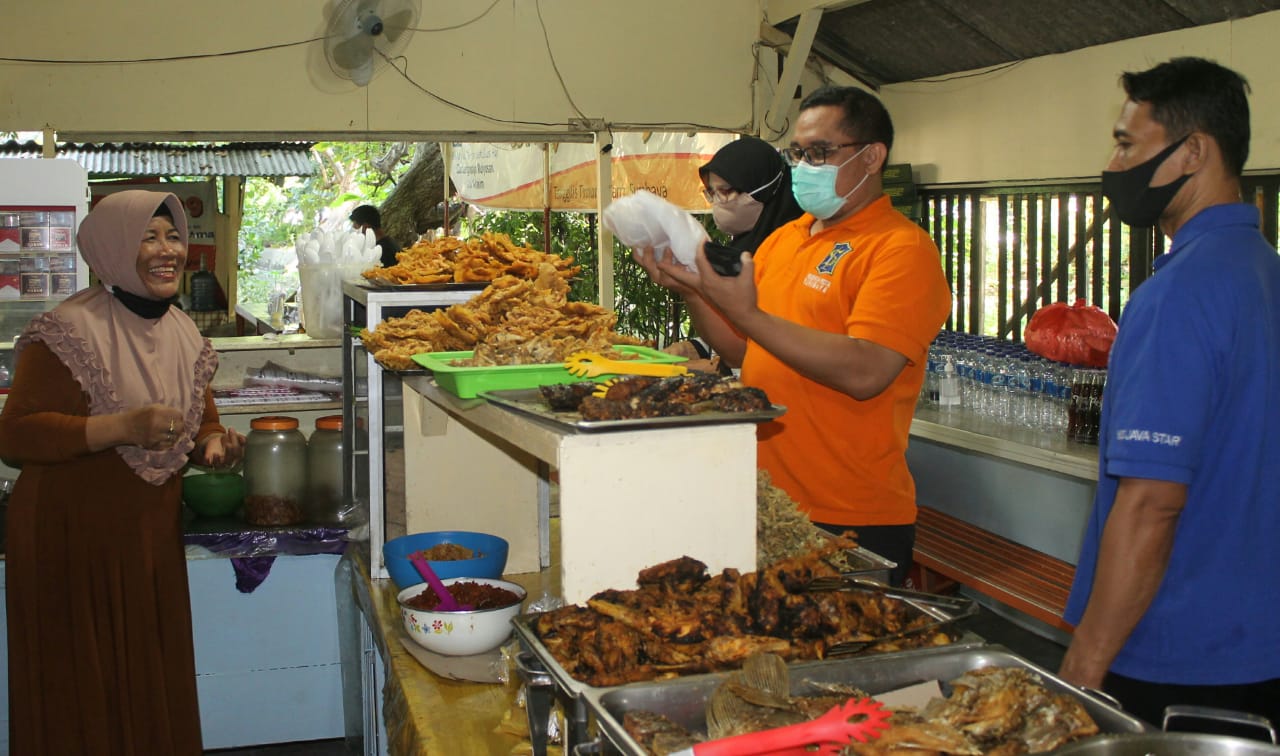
[702,187,740,204]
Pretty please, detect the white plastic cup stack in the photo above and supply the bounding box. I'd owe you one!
[296,228,381,339]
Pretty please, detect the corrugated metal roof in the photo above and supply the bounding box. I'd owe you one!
[0,140,318,178]
[774,0,1280,87]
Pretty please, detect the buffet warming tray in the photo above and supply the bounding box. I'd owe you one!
[512,582,979,754]
[582,643,1151,756]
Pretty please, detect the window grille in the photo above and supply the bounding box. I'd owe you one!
[919,176,1280,340]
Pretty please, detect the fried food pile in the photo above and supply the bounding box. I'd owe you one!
[538,374,771,422]
[363,232,580,285]
[529,542,954,688]
[623,655,1100,756]
[757,469,831,570]
[360,264,645,370]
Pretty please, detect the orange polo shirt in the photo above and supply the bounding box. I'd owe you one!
[743,195,951,526]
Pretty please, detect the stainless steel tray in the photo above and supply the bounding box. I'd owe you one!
[839,545,896,584]
[478,387,786,432]
[584,644,1151,756]
[512,585,974,703]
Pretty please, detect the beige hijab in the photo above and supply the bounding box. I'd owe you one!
[16,190,217,484]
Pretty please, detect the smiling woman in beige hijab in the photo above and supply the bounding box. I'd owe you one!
[0,190,243,754]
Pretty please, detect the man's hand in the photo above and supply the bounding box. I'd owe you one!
[650,241,761,325]
[631,247,699,297]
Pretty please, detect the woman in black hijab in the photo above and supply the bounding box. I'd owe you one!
[698,136,804,253]
[668,137,804,371]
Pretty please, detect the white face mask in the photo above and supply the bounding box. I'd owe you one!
[711,193,765,236]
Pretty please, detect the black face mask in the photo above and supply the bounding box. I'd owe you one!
[111,286,177,319]
[1101,136,1190,227]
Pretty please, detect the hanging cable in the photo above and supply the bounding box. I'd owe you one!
[534,0,588,120]
[409,0,503,32]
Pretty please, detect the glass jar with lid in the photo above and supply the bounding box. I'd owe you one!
[243,415,306,526]
[306,415,347,525]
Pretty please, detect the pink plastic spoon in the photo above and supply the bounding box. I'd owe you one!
[408,553,473,611]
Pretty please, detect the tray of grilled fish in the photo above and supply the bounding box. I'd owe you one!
[580,644,1150,756]
[479,373,785,432]
[512,552,980,702]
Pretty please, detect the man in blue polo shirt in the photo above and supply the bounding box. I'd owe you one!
[1059,57,1280,727]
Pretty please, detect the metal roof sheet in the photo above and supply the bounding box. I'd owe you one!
[775,0,1280,87]
[0,140,318,178]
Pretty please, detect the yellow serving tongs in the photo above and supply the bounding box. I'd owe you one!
[563,351,689,379]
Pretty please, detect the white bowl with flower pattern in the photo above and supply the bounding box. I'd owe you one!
[396,577,527,656]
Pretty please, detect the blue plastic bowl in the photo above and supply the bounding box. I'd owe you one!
[382,530,509,590]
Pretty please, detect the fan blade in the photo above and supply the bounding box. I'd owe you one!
[330,33,375,73]
[350,59,375,87]
[381,10,414,43]
[356,0,382,17]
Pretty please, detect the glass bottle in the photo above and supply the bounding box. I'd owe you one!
[243,415,307,526]
[306,415,347,525]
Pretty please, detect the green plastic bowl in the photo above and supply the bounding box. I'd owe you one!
[182,472,245,518]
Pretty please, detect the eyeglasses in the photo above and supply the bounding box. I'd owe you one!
[702,187,741,204]
[779,142,865,167]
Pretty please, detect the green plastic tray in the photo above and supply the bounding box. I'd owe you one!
[411,345,685,398]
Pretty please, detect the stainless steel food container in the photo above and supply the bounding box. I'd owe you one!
[1054,733,1280,755]
[581,643,1150,756]
[840,544,896,584]
[511,579,976,755]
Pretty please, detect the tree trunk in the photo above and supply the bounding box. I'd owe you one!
[379,142,453,247]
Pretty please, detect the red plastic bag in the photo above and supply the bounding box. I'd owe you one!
[1024,299,1118,367]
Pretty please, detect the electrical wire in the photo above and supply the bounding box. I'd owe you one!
[408,0,503,32]
[0,0,507,64]
[909,59,1022,83]
[534,0,588,121]
[376,50,566,128]
[0,37,325,65]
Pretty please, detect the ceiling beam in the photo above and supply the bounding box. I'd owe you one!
[763,6,823,137]
[764,0,872,25]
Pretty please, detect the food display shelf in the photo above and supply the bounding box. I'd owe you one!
[341,280,482,579]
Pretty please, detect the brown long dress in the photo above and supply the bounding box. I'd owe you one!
[0,341,222,755]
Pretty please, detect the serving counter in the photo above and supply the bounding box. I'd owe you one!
[397,377,759,604]
[340,546,559,756]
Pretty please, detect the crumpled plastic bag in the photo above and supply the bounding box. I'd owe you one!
[1024,299,1118,367]
[602,190,708,271]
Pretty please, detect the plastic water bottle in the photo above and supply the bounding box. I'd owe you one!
[938,355,961,413]
[1012,356,1033,428]
[1026,358,1046,430]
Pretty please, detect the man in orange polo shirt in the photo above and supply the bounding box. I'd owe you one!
[634,86,951,584]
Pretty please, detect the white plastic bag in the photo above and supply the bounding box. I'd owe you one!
[603,190,707,272]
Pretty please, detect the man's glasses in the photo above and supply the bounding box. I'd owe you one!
[779,142,865,167]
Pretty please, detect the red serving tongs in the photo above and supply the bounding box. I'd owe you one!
[671,698,892,756]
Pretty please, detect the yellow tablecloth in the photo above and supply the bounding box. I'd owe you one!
[347,535,562,755]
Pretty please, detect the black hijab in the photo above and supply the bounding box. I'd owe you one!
[699,136,804,253]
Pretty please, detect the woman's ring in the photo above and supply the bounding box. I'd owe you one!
[168,420,175,434]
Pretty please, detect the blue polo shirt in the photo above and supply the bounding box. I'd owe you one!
[1064,203,1280,685]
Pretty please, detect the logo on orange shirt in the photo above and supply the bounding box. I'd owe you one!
[816,242,852,275]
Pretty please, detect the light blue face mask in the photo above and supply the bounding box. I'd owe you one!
[790,145,871,220]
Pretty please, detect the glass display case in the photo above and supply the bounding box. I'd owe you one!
[340,280,480,579]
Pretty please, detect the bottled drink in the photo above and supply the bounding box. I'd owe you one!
[937,355,961,413]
